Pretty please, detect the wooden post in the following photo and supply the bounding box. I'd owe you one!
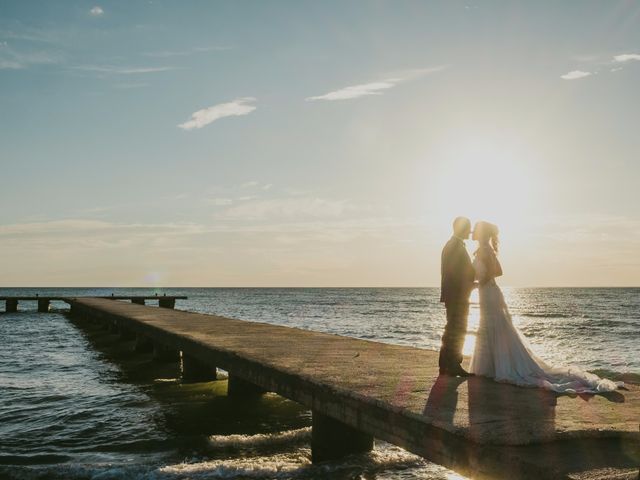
[37,299,50,313]
[227,373,266,397]
[131,298,145,305]
[311,410,373,463]
[182,353,218,382]
[6,299,18,313]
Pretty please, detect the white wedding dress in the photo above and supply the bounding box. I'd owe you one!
[469,246,623,394]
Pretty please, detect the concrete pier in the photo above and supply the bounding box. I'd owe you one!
[182,353,218,383]
[5,299,18,313]
[0,295,186,313]
[153,343,180,362]
[159,297,176,309]
[311,410,374,462]
[66,297,640,479]
[228,373,267,396]
[134,334,154,353]
[37,298,50,313]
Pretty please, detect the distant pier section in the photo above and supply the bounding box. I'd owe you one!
[0,294,186,313]
[64,297,639,480]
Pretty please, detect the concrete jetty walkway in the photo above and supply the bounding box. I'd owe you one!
[1,295,186,312]
[67,297,639,480]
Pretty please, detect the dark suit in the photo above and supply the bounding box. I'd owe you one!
[439,236,475,371]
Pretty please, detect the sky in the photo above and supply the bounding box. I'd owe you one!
[1,0,639,287]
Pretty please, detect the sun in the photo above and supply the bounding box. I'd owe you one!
[428,132,542,243]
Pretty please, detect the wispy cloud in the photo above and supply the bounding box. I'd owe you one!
[560,70,592,80]
[219,197,355,220]
[560,52,640,80]
[307,80,397,101]
[239,181,273,192]
[0,23,65,44]
[113,82,149,89]
[143,45,231,57]
[306,65,447,101]
[178,97,256,130]
[205,197,234,206]
[73,65,176,75]
[89,6,104,16]
[613,53,640,63]
[0,43,62,70]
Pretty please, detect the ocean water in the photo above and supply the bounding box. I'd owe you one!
[0,287,638,480]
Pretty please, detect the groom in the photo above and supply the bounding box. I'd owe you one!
[439,217,476,377]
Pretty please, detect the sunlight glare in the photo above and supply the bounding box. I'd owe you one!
[429,133,541,243]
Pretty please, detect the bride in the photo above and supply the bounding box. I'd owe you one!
[468,221,623,394]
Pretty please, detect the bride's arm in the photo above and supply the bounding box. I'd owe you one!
[475,252,491,285]
[493,255,503,278]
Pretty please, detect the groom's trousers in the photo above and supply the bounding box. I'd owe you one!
[439,301,469,371]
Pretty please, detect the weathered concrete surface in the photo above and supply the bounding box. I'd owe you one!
[67,297,639,479]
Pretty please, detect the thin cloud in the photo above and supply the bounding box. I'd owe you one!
[89,6,104,16]
[307,80,397,101]
[114,82,149,89]
[73,65,176,74]
[0,59,21,69]
[143,46,231,57]
[220,197,353,220]
[178,97,256,130]
[613,53,640,63]
[306,65,447,101]
[240,180,272,190]
[0,44,62,70]
[560,70,592,80]
[205,198,234,206]
[0,23,66,44]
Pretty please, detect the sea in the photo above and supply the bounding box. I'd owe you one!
[0,287,638,480]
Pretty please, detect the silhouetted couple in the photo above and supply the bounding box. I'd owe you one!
[438,216,622,393]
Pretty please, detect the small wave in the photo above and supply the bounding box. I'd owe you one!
[159,450,311,478]
[521,312,573,318]
[208,428,311,449]
[0,443,446,480]
[160,443,429,479]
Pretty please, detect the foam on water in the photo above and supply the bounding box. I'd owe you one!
[208,427,311,449]
[4,443,447,480]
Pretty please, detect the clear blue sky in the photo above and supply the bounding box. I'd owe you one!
[1,1,639,286]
